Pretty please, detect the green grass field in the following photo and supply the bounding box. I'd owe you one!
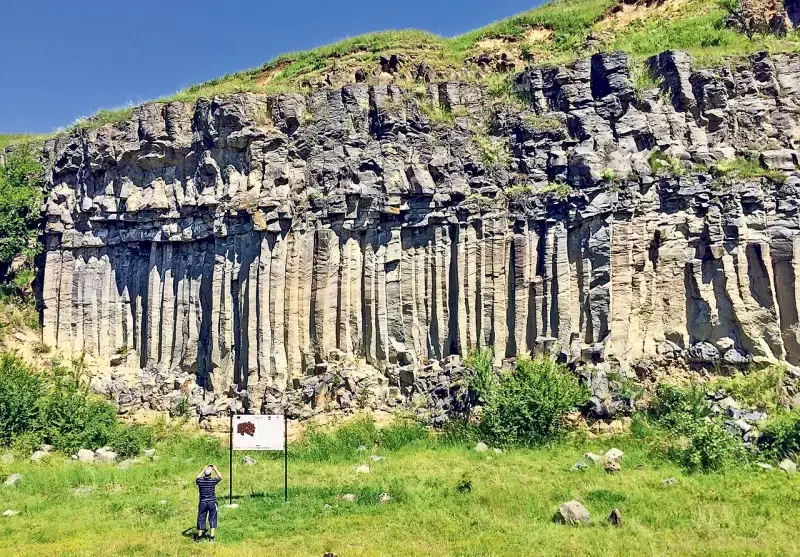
[2,425,799,557]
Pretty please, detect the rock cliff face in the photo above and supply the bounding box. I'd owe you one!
[38,49,800,415]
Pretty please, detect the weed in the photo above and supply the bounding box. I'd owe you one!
[473,132,511,169]
[711,365,785,413]
[713,156,786,183]
[601,168,618,182]
[649,149,686,176]
[522,112,563,130]
[538,182,573,198]
[418,101,455,125]
[31,341,51,355]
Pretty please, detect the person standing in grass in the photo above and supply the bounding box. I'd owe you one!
[195,464,223,543]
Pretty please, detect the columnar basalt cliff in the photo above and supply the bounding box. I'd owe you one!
[38,50,800,417]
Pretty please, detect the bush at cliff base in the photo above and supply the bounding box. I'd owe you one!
[476,355,589,447]
[759,411,800,459]
[0,352,151,457]
[651,383,745,472]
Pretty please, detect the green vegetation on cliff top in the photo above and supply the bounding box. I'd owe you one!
[3,0,800,141]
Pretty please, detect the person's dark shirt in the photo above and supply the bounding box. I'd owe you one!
[196,476,221,502]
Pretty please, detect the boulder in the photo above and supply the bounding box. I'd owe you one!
[661,477,678,486]
[584,452,603,464]
[356,465,370,474]
[143,449,156,458]
[71,486,96,495]
[77,449,95,463]
[378,492,392,504]
[341,493,357,503]
[571,460,589,472]
[608,508,623,526]
[30,451,47,462]
[688,342,720,364]
[555,501,590,525]
[605,459,621,474]
[94,447,118,463]
[605,448,624,462]
[2,474,22,488]
[474,442,489,453]
[779,459,797,473]
[2,510,19,518]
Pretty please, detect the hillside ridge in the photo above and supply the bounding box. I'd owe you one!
[2,0,800,144]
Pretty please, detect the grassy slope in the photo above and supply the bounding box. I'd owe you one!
[1,433,799,556]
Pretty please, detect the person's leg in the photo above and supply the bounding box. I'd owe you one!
[208,503,218,542]
[196,501,209,540]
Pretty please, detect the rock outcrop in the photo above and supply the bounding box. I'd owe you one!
[37,49,800,416]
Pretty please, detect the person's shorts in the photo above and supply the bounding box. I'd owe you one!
[197,500,218,530]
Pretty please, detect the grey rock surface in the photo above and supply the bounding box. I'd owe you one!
[32,49,800,418]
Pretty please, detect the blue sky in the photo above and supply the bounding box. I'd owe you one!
[0,0,541,133]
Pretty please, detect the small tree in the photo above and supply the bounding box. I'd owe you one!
[0,352,45,444]
[478,355,589,447]
[0,145,43,274]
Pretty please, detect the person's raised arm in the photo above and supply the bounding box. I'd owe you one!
[197,467,206,480]
[212,464,223,479]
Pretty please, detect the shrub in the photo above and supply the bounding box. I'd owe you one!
[758,411,800,459]
[0,145,43,270]
[0,352,148,456]
[110,425,154,459]
[465,348,496,403]
[478,355,589,447]
[651,383,744,472]
[712,366,785,413]
[672,418,744,472]
[0,352,44,444]
[651,383,710,429]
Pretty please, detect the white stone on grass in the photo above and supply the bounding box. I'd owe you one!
[77,449,95,464]
[2,510,19,518]
[584,453,603,464]
[356,465,370,474]
[605,448,624,462]
[556,501,590,525]
[474,442,489,453]
[779,459,797,474]
[3,474,22,488]
[94,447,118,463]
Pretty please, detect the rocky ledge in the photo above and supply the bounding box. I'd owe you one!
[33,48,800,420]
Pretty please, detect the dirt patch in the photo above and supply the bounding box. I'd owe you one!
[596,0,694,33]
[254,59,295,87]
[524,27,554,44]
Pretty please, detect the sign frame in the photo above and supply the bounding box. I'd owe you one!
[228,411,289,504]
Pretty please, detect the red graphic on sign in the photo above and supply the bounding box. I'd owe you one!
[237,421,256,437]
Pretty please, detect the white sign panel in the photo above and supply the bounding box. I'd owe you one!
[232,415,285,451]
